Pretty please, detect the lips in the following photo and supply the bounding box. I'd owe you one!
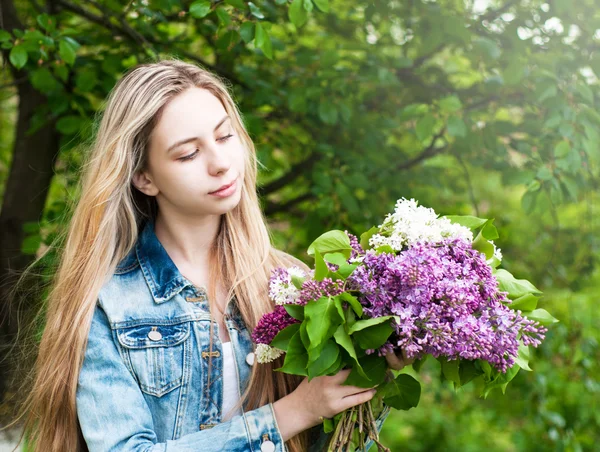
[210,178,236,194]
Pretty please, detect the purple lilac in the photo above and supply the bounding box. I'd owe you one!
[296,277,345,305]
[251,305,299,345]
[345,230,364,260]
[347,237,548,373]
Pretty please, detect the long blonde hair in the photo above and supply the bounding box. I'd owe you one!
[4,57,310,451]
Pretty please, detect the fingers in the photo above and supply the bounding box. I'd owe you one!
[339,387,377,411]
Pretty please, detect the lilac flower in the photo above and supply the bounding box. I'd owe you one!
[296,277,345,305]
[347,237,548,373]
[268,266,306,305]
[251,305,299,345]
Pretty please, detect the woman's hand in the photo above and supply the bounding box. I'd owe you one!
[384,347,415,371]
[272,369,377,441]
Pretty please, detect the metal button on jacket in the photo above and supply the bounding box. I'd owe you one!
[148,330,162,341]
[245,352,255,366]
[260,440,275,452]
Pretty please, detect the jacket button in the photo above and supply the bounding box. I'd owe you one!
[148,330,162,341]
[245,352,255,366]
[260,440,275,452]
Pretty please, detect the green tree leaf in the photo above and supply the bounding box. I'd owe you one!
[190,0,212,18]
[289,0,309,28]
[9,45,27,69]
[380,374,421,410]
[255,22,273,59]
[275,331,308,376]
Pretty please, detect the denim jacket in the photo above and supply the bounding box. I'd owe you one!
[76,217,390,451]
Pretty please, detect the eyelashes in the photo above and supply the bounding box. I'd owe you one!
[177,134,235,162]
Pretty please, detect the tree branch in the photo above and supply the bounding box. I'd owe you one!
[396,128,447,171]
[264,192,314,216]
[257,153,321,197]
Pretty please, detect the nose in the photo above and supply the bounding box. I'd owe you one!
[206,142,232,177]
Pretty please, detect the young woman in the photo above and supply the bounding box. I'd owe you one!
[9,58,411,451]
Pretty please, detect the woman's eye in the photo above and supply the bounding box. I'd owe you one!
[177,135,234,162]
[218,133,234,142]
[178,150,199,162]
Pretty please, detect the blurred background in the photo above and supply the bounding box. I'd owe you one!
[0,0,598,450]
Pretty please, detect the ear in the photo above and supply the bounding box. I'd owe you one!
[131,170,159,197]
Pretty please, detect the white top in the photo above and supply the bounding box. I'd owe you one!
[221,341,243,421]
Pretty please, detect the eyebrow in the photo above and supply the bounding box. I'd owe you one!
[166,115,230,153]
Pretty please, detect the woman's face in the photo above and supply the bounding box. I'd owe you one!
[134,87,245,218]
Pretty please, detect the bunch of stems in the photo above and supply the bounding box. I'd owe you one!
[325,399,390,452]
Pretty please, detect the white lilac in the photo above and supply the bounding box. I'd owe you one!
[369,197,474,251]
[268,266,305,305]
[255,344,285,364]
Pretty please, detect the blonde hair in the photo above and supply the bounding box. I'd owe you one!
[4,57,310,451]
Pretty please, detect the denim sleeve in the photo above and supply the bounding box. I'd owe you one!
[76,303,284,452]
[307,403,391,452]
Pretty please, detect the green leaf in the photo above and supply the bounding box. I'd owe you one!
[508,293,539,311]
[515,342,532,371]
[31,68,60,93]
[284,304,304,321]
[190,0,212,18]
[458,360,483,385]
[447,116,467,137]
[305,296,343,351]
[314,249,328,281]
[59,37,78,66]
[318,101,338,125]
[307,339,339,379]
[216,7,232,26]
[36,14,56,33]
[344,354,388,388]
[340,292,363,317]
[415,113,436,141]
[248,2,265,19]
[348,316,397,334]
[225,0,246,7]
[21,234,42,255]
[353,322,394,350]
[537,166,553,181]
[322,418,334,433]
[360,226,378,250]
[333,325,368,379]
[270,323,300,351]
[521,308,559,326]
[312,0,329,12]
[239,22,255,43]
[275,331,308,376]
[56,115,83,135]
[291,274,305,290]
[0,30,11,42]
[303,0,313,12]
[289,0,309,28]
[481,220,499,240]
[438,356,461,386]
[554,140,571,158]
[439,95,463,113]
[472,229,494,260]
[255,22,272,59]
[9,45,27,69]
[521,190,538,214]
[381,374,421,410]
[495,269,542,298]
[443,215,488,230]
[307,230,352,258]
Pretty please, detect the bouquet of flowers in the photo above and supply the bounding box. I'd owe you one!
[252,198,557,451]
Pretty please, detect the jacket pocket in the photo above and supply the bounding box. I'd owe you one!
[116,321,190,397]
